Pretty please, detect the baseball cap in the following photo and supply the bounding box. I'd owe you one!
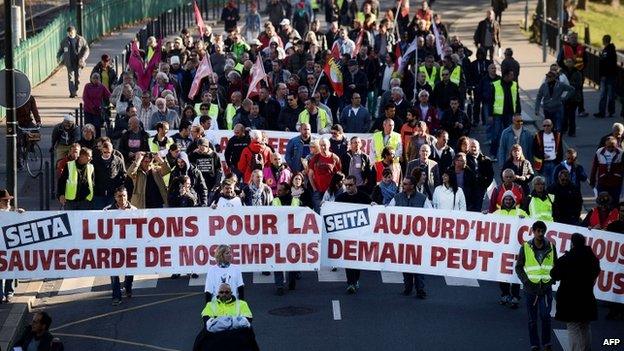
[280,19,290,26]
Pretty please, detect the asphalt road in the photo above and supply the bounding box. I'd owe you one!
[29,271,624,351]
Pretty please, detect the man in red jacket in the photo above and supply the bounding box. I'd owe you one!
[488,168,524,213]
[590,136,624,206]
[237,129,272,183]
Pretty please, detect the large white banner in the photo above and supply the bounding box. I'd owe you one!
[321,202,624,303]
[0,207,322,278]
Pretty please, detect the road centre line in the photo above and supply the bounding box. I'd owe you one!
[54,333,181,351]
[50,293,201,331]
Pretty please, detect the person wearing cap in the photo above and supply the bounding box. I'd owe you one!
[278,19,302,46]
[494,190,528,310]
[51,115,82,161]
[0,189,24,303]
[550,233,600,351]
[515,221,558,351]
[57,25,90,98]
[57,147,95,210]
[91,54,117,91]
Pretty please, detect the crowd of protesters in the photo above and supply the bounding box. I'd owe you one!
[8,0,623,349]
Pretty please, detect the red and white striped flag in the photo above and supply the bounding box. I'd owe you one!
[324,44,344,97]
[188,55,214,100]
[246,55,268,99]
[193,1,206,38]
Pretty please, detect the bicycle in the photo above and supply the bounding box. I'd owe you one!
[17,126,43,178]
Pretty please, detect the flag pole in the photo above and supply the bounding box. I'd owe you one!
[311,71,325,97]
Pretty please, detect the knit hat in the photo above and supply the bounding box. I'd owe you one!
[502,190,516,202]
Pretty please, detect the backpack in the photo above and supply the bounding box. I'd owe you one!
[248,147,264,171]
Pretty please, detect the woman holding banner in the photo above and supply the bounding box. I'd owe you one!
[204,245,245,303]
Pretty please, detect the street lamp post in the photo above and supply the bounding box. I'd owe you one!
[4,0,18,208]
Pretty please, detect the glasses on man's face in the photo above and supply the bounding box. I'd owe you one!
[201,107,209,111]
[210,87,217,90]
[441,73,449,76]
[218,290,232,294]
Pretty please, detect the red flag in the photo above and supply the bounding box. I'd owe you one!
[193,1,206,38]
[352,30,365,58]
[324,44,344,97]
[188,55,214,100]
[129,40,162,91]
[400,0,409,17]
[393,42,402,71]
[246,56,268,99]
[330,41,341,60]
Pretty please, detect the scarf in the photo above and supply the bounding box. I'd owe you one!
[249,182,265,206]
[379,181,398,205]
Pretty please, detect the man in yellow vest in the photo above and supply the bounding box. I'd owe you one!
[148,121,174,154]
[297,98,332,134]
[201,283,253,324]
[418,55,439,89]
[372,118,402,163]
[525,176,554,222]
[515,220,558,351]
[57,148,94,210]
[224,91,243,130]
[490,69,519,158]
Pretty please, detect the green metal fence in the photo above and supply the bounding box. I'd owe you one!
[0,0,192,118]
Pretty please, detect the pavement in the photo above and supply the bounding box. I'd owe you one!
[1,0,623,350]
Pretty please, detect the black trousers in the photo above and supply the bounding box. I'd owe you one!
[346,269,360,285]
[500,282,520,298]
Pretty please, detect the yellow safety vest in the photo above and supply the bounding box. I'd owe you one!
[234,63,244,74]
[65,161,94,201]
[194,103,219,119]
[494,207,528,217]
[523,242,554,284]
[492,80,518,116]
[201,299,253,319]
[372,131,401,163]
[440,65,461,86]
[311,0,319,10]
[147,137,173,186]
[272,197,301,206]
[298,109,329,131]
[419,65,438,88]
[528,195,554,222]
[225,103,238,130]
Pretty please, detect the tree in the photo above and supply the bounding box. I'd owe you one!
[576,0,586,10]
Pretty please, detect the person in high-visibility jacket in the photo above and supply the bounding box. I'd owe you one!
[493,190,527,309]
[296,99,332,134]
[524,176,554,222]
[418,55,440,89]
[371,118,402,163]
[57,147,94,210]
[224,92,243,130]
[515,220,558,351]
[271,182,300,295]
[490,69,520,158]
[201,283,253,324]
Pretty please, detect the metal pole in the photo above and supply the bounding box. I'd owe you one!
[76,0,84,36]
[4,0,18,209]
[556,0,563,57]
[44,161,51,210]
[524,0,529,31]
[541,0,547,63]
[49,149,55,200]
[39,170,44,210]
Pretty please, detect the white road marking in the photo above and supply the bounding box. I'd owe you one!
[317,267,346,282]
[332,300,342,320]
[188,273,207,287]
[131,274,160,289]
[380,271,404,284]
[444,276,480,287]
[252,272,274,284]
[553,329,571,351]
[58,277,95,295]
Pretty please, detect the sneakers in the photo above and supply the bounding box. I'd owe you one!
[499,295,511,305]
[261,271,271,276]
[346,285,356,294]
[170,274,181,279]
[112,299,122,306]
[510,297,519,309]
[578,111,589,117]
[416,289,427,299]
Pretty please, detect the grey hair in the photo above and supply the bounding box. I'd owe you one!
[531,176,546,188]
[391,86,404,97]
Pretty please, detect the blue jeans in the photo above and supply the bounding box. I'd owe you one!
[489,114,511,158]
[599,76,616,116]
[544,108,563,132]
[525,290,553,349]
[111,276,134,300]
[0,280,14,300]
[312,190,324,214]
[540,161,556,187]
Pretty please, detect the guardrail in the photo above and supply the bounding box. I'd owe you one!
[531,14,624,88]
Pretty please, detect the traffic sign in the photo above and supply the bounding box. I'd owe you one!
[0,69,32,108]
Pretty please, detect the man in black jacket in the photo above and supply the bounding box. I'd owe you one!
[278,93,304,131]
[340,136,373,192]
[596,35,618,118]
[92,141,126,209]
[473,9,500,60]
[224,124,250,179]
[15,312,62,351]
[548,169,582,225]
[467,139,494,212]
[550,233,600,351]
